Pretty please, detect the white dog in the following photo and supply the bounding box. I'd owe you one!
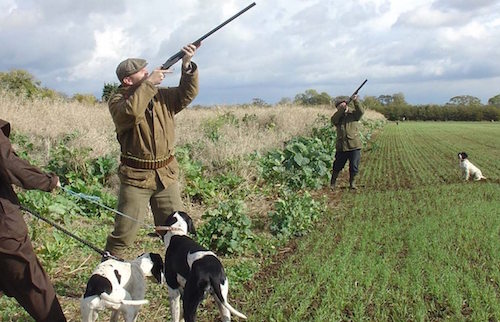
[156,211,247,322]
[458,152,486,181]
[80,252,164,322]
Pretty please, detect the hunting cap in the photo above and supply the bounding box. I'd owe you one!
[335,98,347,107]
[116,58,148,82]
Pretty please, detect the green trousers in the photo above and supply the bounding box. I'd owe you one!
[105,178,183,257]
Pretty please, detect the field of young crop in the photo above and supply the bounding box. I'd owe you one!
[238,121,500,321]
[360,122,500,190]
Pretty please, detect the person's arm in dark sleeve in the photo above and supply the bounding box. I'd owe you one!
[351,99,365,121]
[331,107,345,126]
[0,131,58,192]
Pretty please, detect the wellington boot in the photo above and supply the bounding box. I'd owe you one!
[349,175,357,190]
[330,171,339,190]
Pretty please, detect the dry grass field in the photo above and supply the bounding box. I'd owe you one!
[0,90,384,165]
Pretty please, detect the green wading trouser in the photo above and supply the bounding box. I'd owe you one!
[105,177,183,258]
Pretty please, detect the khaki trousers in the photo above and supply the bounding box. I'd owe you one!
[105,178,183,257]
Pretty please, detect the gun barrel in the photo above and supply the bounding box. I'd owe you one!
[161,2,256,70]
[346,79,368,104]
[354,79,368,95]
[194,2,256,45]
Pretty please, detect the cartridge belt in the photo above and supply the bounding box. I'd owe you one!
[120,155,174,170]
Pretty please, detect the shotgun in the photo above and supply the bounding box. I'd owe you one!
[161,2,256,70]
[347,79,368,104]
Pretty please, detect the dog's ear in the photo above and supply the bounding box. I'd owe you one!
[164,212,177,226]
[188,219,196,237]
[178,211,196,236]
[149,253,164,284]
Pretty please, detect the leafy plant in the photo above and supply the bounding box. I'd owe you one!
[197,200,255,255]
[36,229,76,271]
[260,134,334,190]
[177,144,247,205]
[269,189,326,240]
[10,131,35,162]
[225,259,260,284]
[202,112,239,142]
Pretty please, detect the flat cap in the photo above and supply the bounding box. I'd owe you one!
[335,98,347,107]
[116,58,147,82]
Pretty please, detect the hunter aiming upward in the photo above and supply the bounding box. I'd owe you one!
[330,94,365,190]
[104,44,198,259]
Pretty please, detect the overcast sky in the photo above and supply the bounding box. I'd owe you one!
[1,0,500,105]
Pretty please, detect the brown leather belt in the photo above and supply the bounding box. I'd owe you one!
[120,155,174,170]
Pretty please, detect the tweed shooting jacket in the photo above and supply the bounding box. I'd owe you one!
[331,100,365,152]
[108,63,199,190]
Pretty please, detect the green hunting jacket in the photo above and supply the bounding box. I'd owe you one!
[331,100,365,152]
[108,63,199,190]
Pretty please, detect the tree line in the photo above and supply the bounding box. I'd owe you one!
[288,90,500,121]
[360,93,500,121]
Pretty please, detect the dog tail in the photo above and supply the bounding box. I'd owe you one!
[99,292,149,306]
[222,301,248,320]
[210,277,247,320]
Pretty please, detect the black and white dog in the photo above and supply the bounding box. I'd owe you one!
[156,211,247,322]
[80,252,164,322]
[458,152,486,181]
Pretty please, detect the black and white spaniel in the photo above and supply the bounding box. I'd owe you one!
[458,152,486,181]
[80,252,164,322]
[157,211,247,322]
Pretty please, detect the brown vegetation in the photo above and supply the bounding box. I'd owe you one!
[0,90,384,167]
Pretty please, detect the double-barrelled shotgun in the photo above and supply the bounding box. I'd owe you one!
[161,2,256,70]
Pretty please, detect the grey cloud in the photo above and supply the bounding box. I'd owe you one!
[34,0,121,23]
[433,0,499,11]
[2,0,500,106]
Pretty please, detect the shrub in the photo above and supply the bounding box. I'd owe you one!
[72,93,98,105]
[259,131,334,190]
[197,200,255,255]
[0,69,60,99]
[269,189,326,240]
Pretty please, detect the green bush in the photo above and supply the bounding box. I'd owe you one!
[294,89,332,105]
[259,132,334,190]
[197,200,255,255]
[269,189,326,240]
[177,144,246,205]
[102,82,120,102]
[0,69,60,99]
